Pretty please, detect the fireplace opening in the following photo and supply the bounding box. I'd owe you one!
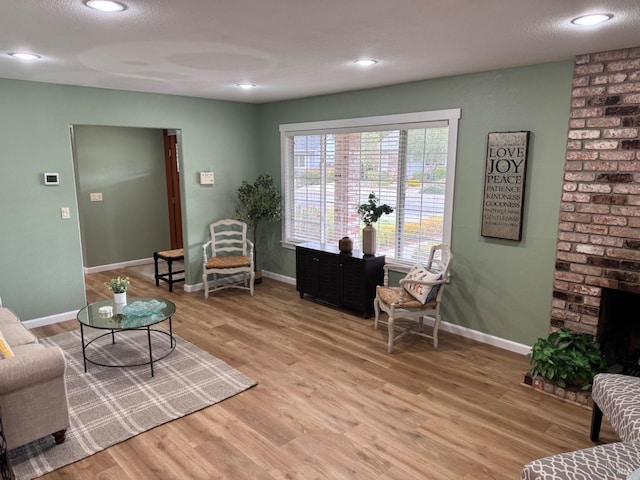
[598,288,640,375]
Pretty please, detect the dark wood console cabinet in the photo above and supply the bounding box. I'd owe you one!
[295,242,385,318]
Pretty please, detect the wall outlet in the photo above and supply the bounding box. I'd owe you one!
[61,207,70,219]
[200,171,215,185]
[90,192,103,202]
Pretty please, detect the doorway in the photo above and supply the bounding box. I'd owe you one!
[72,125,183,268]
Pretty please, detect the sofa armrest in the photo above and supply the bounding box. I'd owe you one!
[0,346,66,394]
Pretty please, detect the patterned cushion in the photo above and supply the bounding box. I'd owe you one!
[402,264,441,304]
[592,373,640,443]
[377,286,437,308]
[0,334,14,359]
[521,441,640,480]
[206,255,251,269]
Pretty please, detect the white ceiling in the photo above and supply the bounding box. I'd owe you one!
[2,0,640,104]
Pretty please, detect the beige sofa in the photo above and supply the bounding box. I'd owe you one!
[0,297,69,450]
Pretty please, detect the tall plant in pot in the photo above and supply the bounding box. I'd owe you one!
[236,173,282,283]
[357,192,393,255]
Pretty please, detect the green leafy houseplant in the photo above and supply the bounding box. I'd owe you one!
[235,173,282,274]
[357,192,394,226]
[529,328,607,390]
[104,276,130,294]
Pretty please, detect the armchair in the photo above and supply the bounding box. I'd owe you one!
[373,244,452,353]
[202,219,255,299]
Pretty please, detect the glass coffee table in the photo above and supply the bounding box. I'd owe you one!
[77,296,176,377]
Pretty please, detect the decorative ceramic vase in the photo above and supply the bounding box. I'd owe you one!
[362,225,376,255]
[339,236,353,253]
[113,292,127,304]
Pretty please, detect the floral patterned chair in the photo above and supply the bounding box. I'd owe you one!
[373,244,452,353]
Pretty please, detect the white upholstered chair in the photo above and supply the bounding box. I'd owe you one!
[202,219,255,299]
[373,244,452,353]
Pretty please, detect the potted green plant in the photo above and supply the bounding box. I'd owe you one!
[529,328,607,390]
[105,276,130,303]
[235,173,282,283]
[357,192,394,255]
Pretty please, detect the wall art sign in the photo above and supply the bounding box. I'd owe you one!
[481,131,530,241]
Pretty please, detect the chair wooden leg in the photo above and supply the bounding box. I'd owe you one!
[250,271,255,296]
[387,309,395,354]
[203,274,209,300]
[153,252,160,287]
[373,297,380,329]
[432,312,441,348]
[590,402,603,441]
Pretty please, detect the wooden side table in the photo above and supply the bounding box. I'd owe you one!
[153,249,185,292]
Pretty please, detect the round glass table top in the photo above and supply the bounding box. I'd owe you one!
[77,296,176,330]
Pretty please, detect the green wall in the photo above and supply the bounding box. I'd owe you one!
[0,60,573,346]
[0,78,258,320]
[73,126,170,267]
[257,61,574,346]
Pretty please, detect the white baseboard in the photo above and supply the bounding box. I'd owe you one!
[184,269,295,293]
[263,269,296,285]
[84,258,154,274]
[28,268,532,355]
[420,316,531,355]
[262,270,531,355]
[23,310,78,329]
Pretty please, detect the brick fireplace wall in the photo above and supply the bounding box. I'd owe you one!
[552,46,640,336]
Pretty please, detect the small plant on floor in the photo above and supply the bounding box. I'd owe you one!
[529,328,606,390]
[105,276,130,294]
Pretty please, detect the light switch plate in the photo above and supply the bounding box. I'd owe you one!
[200,171,214,185]
[90,192,103,202]
[44,172,60,185]
[61,207,70,219]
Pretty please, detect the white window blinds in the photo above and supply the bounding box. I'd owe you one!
[281,110,459,264]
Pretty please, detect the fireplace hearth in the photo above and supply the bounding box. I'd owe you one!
[598,288,640,374]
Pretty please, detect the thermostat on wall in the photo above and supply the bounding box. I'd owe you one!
[200,171,215,185]
[44,172,60,185]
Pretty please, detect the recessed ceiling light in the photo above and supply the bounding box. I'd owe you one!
[236,83,256,89]
[8,52,41,61]
[571,13,613,26]
[354,59,378,66]
[84,0,127,12]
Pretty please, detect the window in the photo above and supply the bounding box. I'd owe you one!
[280,109,460,264]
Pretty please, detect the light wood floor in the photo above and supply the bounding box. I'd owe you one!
[32,269,617,480]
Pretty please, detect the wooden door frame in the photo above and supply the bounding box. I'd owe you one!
[163,129,183,249]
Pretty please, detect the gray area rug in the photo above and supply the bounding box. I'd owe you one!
[8,329,256,480]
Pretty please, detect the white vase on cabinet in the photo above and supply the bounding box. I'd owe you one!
[362,225,376,255]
